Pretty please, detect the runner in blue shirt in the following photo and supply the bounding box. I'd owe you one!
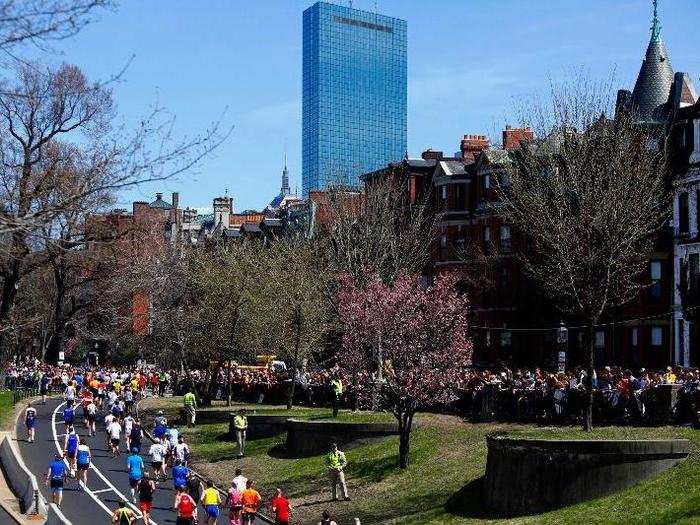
[24,403,37,443]
[45,454,67,506]
[63,426,79,475]
[75,438,91,485]
[126,448,145,504]
[172,459,189,490]
[62,405,75,426]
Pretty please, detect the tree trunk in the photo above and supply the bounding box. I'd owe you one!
[583,319,597,431]
[0,258,22,360]
[45,264,66,365]
[226,359,233,407]
[287,308,302,410]
[397,410,414,469]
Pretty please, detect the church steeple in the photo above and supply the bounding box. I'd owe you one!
[629,0,674,123]
[281,154,290,196]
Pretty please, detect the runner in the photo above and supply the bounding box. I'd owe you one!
[107,416,122,457]
[271,488,291,525]
[186,471,203,507]
[126,447,145,503]
[173,486,198,525]
[75,437,91,485]
[62,403,75,427]
[40,373,51,404]
[172,459,189,491]
[148,439,167,481]
[240,479,262,525]
[130,418,144,454]
[64,380,76,407]
[153,411,168,444]
[111,500,137,525]
[137,473,156,525]
[200,479,221,525]
[226,480,243,525]
[175,435,190,466]
[80,388,94,425]
[86,397,97,436]
[24,402,37,443]
[45,453,67,507]
[123,413,135,452]
[165,424,180,467]
[63,425,79,475]
[124,387,135,416]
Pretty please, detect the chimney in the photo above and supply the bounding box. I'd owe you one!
[460,134,490,160]
[132,201,149,218]
[502,126,534,151]
[172,192,179,209]
[421,149,444,160]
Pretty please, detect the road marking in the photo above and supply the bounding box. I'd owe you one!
[51,402,159,525]
[90,488,114,494]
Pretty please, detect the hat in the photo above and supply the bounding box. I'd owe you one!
[157,410,163,415]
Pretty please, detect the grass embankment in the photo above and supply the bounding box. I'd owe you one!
[0,391,14,430]
[140,397,700,524]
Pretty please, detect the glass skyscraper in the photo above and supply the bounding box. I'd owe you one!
[302,2,407,195]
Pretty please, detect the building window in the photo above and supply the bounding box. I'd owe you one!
[651,326,663,347]
[631,327,638,347]
[484,174,491,191]
[679,192,689,233]
[499,225,511,253]
[595,330,605,349]
[500,331,512,347]
[650,261,662,298]
[441,185,447,200]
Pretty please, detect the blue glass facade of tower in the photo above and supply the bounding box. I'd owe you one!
[302,2,407,195]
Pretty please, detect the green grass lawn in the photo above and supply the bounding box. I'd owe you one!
[0,391,14,430]
[142,398,700,524]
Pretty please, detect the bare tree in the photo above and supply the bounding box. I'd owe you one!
[496,75,669,430]
[0,62,228,359]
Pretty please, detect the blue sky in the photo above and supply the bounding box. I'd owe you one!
[23,0,700,211]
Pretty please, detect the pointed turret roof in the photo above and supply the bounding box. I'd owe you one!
[629,0,674,123]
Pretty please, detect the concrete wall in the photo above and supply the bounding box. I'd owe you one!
[483,436,690,515]
[228,415,290,440]
[286,419,399,457]
[0,435,47,515]
[178,408,230,425]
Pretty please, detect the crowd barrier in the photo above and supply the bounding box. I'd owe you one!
[0,434,47,516]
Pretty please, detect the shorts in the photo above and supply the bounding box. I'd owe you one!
[129,477,142,488]
[86,414,95,423]
[50,479,63,493]
[98,393,105,399]
[64,418,74,426]
[176,517,194,525]
[110,438,120,446]
[152,461,162,470]
[25,420,35,429]
[139,501,152,513]
[205,505,220,518]
[77,463,89,471]
[66,450,76,459]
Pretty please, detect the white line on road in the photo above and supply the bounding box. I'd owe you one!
[90,488,114,494]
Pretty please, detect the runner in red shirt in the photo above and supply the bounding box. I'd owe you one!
[271,488,291,525]
[173,486,198,525]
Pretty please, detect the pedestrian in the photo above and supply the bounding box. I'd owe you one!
[226,480,243,525]
[45,453,67,507]
[148,439,167,481]
[24,402,36,443]
[127,447,145,503]
[184,388,197,428]
[76,438,91,485]
[232,468,247,493]
[240,479,261,525]
[324,443,350,501]
[63,425,79,475]
[233,409,248,458]
[107,416,122,457]
[173,486,198,525]
[200,479,222,525]
[318,509,338,525]
[137,473,156,525]
[111,500,136,524]
[271,488,291,525]
[172,459,189,491]
[330,375,343,418]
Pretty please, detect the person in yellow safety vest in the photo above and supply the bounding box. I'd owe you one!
[183,390,197,428]
[324,443,350,501]
[330,376,343,418]
[233,409,248,458]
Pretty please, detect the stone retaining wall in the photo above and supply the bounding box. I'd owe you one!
[228,415,290,440]
[483,436,690,515]
[285,419,399,457]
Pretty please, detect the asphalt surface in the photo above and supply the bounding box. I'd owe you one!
[0,503,15,524]
[15,397,261,525]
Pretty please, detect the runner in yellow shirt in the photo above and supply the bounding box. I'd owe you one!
[199,480,221,525]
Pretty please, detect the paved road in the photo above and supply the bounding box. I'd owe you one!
[15,397,261,525]
[0,504,16,524]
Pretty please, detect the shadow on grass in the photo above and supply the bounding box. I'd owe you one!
[444,476,503,520]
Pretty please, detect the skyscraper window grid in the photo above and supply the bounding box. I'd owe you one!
[302,1,407,195]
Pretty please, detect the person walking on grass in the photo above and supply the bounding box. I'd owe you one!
[271,487,291,525]
[111,500,136,524]
[324,443,350,501]
[200,479,222,525]
[233,409,248,458]
[45,453,67,507]
[240,479,262,525]
[76,438,91,485]
[184,388,197,428]
[137,473,156,525]
[24,402,36,443]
